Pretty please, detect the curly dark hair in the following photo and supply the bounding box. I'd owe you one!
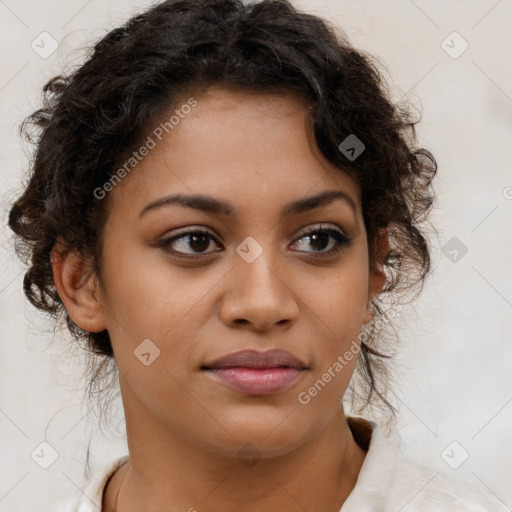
[8,0,436,424]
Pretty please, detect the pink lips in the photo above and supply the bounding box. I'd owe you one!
[202,349,307,396]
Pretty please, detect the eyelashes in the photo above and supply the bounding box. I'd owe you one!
[290,226,351,256]
[158,229,220,257]
[157,224,352,260]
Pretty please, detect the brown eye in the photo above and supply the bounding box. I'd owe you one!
[158,229,222,257]
[290,225,351,256]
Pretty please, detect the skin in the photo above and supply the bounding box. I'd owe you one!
[52,85,387,512]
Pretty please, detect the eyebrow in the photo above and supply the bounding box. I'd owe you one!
[139,189,358,219]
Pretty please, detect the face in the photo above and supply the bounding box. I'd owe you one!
[92,86,383,459]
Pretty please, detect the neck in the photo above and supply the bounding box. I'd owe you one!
[104,390,367,512]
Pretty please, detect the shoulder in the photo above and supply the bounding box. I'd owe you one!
[384,449,506,511]
[42,456,129,512]
[343,417,507,511]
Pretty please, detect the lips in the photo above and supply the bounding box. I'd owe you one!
[202,349,307,371]
[202,349,308,395]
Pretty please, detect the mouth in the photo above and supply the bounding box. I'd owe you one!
[201,349,308,396]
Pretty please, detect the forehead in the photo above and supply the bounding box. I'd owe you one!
[108,85,361,218]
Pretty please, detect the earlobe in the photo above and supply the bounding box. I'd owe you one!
[51,240,107,333]
[362,302,374,325]
[362,270,386,324]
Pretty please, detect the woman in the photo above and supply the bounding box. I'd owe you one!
[8,0,505,510]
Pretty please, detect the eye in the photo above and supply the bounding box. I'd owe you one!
[290,224,351,257]
[157,224,351,259]
[157,228,222,258]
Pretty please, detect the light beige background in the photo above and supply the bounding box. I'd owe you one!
[1,1,511,511]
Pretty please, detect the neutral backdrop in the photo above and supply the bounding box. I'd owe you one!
[1,1,511,511]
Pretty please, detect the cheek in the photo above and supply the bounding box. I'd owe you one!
[306,258,369,331]
[300,254,369,384]
[99,238,200,327]
[98,244,208,421]
[295,270,368,411]
[96,239,202,370]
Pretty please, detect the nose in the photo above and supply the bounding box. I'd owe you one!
[219,247,300,332]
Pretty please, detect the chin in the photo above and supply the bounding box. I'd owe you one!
[202,411,317,457]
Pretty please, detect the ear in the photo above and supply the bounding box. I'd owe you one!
[362,227,389,324]
[51,239,107,333]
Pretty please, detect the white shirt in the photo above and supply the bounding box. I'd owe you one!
[44,417,507,511]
